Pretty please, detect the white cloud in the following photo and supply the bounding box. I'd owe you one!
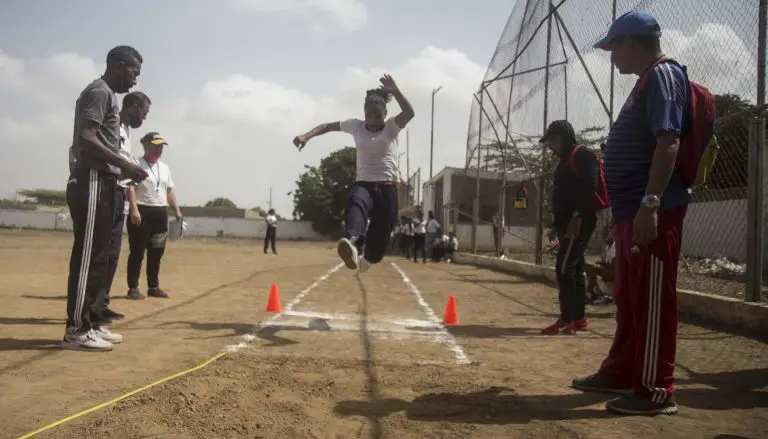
[0,45,485,217]
[233,0,367,32]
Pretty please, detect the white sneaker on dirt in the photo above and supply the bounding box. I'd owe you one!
[94,326,123,344]
[337,238,359,270]
[61,329,113,351]
[358,257,371,273]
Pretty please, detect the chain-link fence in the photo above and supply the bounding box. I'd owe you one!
[465,0,766,301]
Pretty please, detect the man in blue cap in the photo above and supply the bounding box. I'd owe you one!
[571,11,691,416]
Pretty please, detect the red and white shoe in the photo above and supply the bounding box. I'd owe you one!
[541,319,574,335]
[573,317,589,331]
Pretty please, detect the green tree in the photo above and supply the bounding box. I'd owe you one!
[17,189,67,206]
[204,197,237,208]
[290,146,356,236]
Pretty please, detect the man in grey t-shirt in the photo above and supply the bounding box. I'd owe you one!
[62,45,149,352]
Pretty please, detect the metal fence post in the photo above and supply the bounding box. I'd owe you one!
[746,114,765,302]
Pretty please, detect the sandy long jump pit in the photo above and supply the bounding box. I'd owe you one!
[0,230,766,439]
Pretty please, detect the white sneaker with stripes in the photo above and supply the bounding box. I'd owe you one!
[94,326,123,344]
[337,238,359,270]
[61,329,113,351]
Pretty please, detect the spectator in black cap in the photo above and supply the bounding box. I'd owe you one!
[125,132,182,300]
[539,119,599,336]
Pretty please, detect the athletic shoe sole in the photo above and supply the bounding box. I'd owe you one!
[571,382,634,396]
[61,339,113,352]
[337,239,359,270]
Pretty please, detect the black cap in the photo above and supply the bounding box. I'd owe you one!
[140,132,168,146]
[540,120,576,144]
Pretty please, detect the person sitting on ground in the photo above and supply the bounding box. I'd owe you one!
[585,237,616,305]
[445,232,458,262]
[431,228,446,262]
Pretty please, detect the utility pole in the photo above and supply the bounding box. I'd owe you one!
[268,186,272,210]
[406,130,411,205]
[429,86,442,179]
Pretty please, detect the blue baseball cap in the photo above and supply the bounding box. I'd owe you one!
[593,11,661,50]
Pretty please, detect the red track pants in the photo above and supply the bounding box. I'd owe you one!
[598,206,687,403]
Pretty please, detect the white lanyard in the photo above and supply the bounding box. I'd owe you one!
[144,158,161,192]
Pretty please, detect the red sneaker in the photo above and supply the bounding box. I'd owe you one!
[541,319,573,335]
[573,317,589,331]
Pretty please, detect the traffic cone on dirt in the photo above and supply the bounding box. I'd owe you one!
[443,295,459,325]
[266,283,282,313]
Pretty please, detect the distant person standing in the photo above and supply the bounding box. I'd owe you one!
[400,216,414,258]
[126,132,182,300]
[425,210,440,258]
[63,46,148,351]
[492,213,504,256]
[412,212,427,263]
[264,208,278,254]
[101,91,151,323]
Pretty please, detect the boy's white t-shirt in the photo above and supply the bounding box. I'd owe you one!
[412,219,426,234]
[604,242,616,263]
[403,223,414,236]
[134,158,174,207]
[266,214,278,227]
[340,117,400,182]
[426,218,440,234]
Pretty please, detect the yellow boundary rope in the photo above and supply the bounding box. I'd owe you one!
[17,351,230,439]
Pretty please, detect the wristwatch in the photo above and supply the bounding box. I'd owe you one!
[641,194,661,209]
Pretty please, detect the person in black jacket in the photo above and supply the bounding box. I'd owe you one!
[540,120,599,335]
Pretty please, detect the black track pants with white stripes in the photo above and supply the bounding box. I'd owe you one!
[555,216,596,322]
[65,168,116,332]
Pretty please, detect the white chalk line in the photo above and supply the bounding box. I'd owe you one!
[391,262,472,365]
[224,262,344,352]
[225,260,469,367]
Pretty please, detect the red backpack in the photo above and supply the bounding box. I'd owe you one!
[635,57,716,188]
[569,144,610,210]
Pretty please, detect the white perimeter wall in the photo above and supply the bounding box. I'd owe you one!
[455,198,762,263]
[0,209,325,240]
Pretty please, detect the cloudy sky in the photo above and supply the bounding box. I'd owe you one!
[1,0,758,218]
[0,0,515,217]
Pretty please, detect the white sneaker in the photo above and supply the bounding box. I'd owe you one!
[358,257,371,273]
[337,238,359,270]
[94,326,123,344]
[62,329,113,351]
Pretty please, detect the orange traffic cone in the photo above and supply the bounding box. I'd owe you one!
[443,295,459,325]
[266,283,282,313]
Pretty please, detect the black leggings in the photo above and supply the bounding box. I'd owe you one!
[413,233,426,262]
[344,182,398,264]
[126,205,168,289]
[264,226,277,254]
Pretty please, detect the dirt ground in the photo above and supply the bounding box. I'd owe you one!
[0,230,766,439]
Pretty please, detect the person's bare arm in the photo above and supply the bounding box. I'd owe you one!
[80,120,131,169]
[167,188,182,218]
[293,122,341,150]
[380,75,414,128]
[127,186,138,211]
